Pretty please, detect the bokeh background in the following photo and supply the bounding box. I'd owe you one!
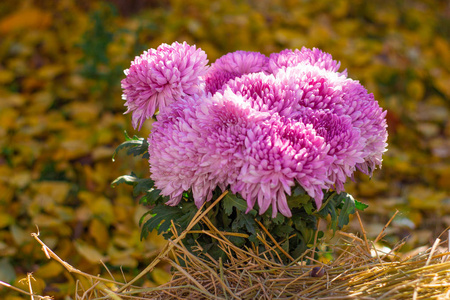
[0,0,449,298]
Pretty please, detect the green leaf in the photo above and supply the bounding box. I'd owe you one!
[123,130,133,141]
[314,192,340,232]
[221,212,232,228]
[140,204,183,238]
[337,193,356,229]
[317,191,339,214]
[248,234,258,243]
[271,213,285,225]
[287,184,315,214]
[355,199,369,211]
[133,178,155,196]
[111,173,154,192]
[112,132,149,161]
[228,236,245,247]
[292,212,317,234]
[111,173,140,187]
[126,139,149,159]
[232,211,257,234]
[273,224,294,236]
[177,202,198,229]
[287,185,312,207]
[314,192,357,232]
[139,210,153,227]
[222,193,247,215]
[140,189,164,205]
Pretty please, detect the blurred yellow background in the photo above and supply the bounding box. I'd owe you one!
[0,0,449,298]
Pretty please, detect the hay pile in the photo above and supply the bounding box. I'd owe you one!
[3,200,450,299]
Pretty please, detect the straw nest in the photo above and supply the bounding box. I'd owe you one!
[4,198,450,300]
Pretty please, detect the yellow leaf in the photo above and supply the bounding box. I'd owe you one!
[30,91,54,113]
[31,213,55,225]
[36,65,64,80]
[22,77,45,92]
[0,107,19,130]
[0,7,52,33]
[145,230,168,250]
[34,260,64,279]
[151,268,172,285]
[357,180,388,198]
[434,75,450,98]
[0,213,14,228]
[10,172,31,189]
[74,240,106,264]
[88,197,114,225]
[92,146,114,161]
[408,186,446,210]
[4,296,25,300]
[89,218,110,250]
[112,235,131,249]
[65,102,100,124]
[113,203,132,223]
[0,70,14,84]
[406,80,425,101]
[437,166,450,189]
[434,37,450,67]
[108,247,138,268]
[0,182,14,203]
[55,140,91,161]
[32,181,71,204]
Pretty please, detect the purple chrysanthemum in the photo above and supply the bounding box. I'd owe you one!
[236,116,332,217]
[144,43,388,218]
[149,90,272,209]
[284,64,387,173]
[204,51,269,95]
[148,94,220,207]
[122,42,208,130]
[274,64,347,112]
[279,64,388,174]
[296,109,366,192]
[222,72,300,117]
[268,47,346,76]
[337,80,388,174]
[195,90,272,193]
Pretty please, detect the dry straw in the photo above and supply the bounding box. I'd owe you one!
[3,192,450,299]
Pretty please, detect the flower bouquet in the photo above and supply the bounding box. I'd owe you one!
[113,42,388,264]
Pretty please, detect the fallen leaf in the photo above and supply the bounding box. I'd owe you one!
[0,7,52,33]
[34,260,64,279]
[89,218,110,250]
[74,240,107,264]
[151,267,172,285]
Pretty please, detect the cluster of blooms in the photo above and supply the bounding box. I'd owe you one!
[122,42,388,218]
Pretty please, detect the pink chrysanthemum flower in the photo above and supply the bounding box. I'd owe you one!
[222,72,299,117]
[122,42,208,130]
[274,65,387,174]
[149,90,272,209]
[274,63,346,112]
[204,51,269,94]
[148,94,220,207]
[295,109,366,192]
[236,116,332,217]
[337,80,388,174]
[195,90,272,191]
[268,47,346,76]
[145,43,388,218]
